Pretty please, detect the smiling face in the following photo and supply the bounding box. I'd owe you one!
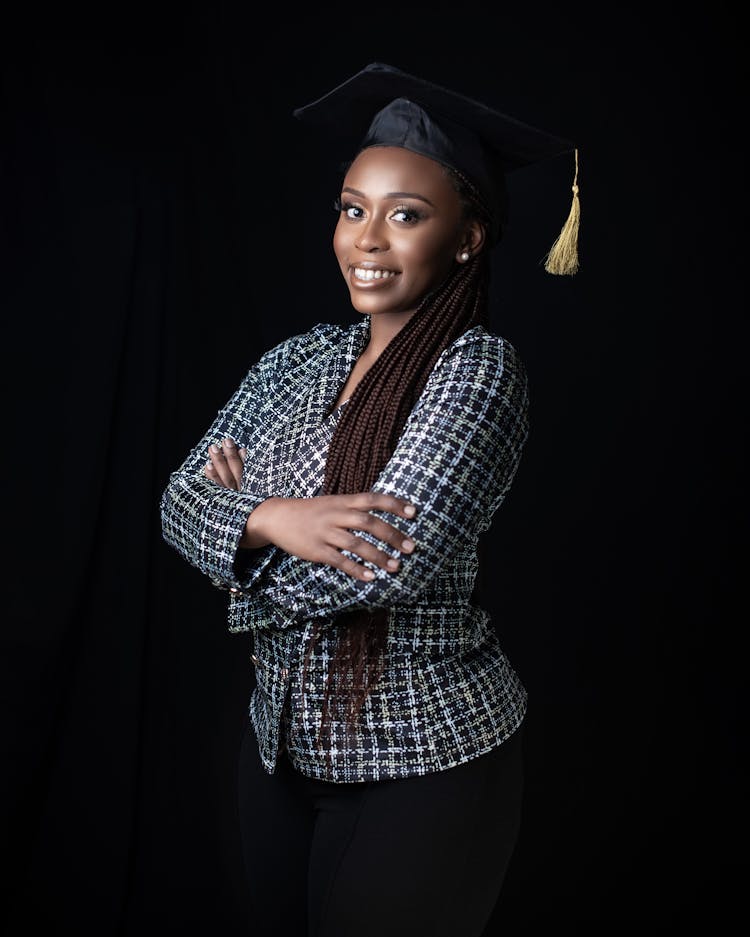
[333,145,484,322]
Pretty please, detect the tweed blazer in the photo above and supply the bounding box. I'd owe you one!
[160,315,530,783]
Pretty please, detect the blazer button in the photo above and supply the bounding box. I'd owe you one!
[280,666,289,680]
[229,587,241,595]
[251,653,263,668]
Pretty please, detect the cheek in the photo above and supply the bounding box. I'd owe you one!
[333,222,351,265]
[398,231,457,280]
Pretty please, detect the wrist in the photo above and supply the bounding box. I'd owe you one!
[240,497,280,549]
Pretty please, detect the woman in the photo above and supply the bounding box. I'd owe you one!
[160,62,577,937]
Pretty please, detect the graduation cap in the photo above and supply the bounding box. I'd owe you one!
[293,62,580,274]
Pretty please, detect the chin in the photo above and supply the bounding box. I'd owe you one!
[347,286,420,316]
[347,294,399,316]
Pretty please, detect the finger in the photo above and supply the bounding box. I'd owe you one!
[207,443,237,490]
[330,529,403,574]
[239,447,247,463]
[221,436,245,488]
[344,509,416,557]
[350,491,418,520]
[319,545,378,582]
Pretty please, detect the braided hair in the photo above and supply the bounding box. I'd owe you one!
[295,162,497,773]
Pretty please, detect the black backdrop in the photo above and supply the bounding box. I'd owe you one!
[2,3,744,935]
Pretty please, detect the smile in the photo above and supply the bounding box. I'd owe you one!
[352,266,399,281]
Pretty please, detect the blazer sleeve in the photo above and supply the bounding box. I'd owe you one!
[159,323,332,593]
[254,334,530,627]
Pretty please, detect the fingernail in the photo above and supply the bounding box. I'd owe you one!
[210,444,220,453]
[224,437,235,447]
[363,569,375,579]
[402,539,414,551]
[404,504,416,516]
[205,461,213,471]
[387,559,399,569]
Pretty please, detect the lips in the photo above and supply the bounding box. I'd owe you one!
[353,267,397,281]
[348,262,400,286]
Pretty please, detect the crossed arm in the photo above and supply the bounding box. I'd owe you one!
[159,324,336,591]
[161,329,529,625]
[243,336,530,629]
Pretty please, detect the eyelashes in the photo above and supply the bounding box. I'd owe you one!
[333,197,365,219]
[390,205,425,223]
[333,196,425,225]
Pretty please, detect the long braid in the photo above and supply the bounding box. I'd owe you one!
[295,166,495,774]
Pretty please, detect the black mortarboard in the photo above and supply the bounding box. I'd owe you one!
[293,62,580,273]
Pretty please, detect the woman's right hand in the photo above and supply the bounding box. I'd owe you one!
[247,494,417,582]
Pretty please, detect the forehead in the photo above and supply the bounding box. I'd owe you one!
[343,145,459,204]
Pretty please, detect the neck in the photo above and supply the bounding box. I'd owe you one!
[361,309,418,359]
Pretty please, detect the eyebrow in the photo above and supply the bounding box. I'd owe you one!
[341,186,435,208]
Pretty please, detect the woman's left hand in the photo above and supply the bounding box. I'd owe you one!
[204,436,248,490]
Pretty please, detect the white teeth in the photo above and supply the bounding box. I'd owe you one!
[353,267,396,281]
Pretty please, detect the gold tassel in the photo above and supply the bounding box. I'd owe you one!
[543,148,580,275]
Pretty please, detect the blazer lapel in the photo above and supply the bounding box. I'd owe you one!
[283,317,370,499]
[304,316,370,429]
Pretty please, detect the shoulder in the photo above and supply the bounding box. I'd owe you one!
[253,320,344,378]
[268,320,343,356]
[433,325,528,389]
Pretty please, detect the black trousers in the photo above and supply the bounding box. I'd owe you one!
[237,720,524,937]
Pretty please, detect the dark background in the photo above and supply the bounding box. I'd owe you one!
[2,2,744,935]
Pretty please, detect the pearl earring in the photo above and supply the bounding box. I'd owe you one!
[460,251,470,262]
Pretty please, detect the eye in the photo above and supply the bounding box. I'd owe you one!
[390,205,423,225]
[333,197,364,220]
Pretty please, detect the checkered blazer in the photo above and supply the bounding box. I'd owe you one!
[160,316,530,782]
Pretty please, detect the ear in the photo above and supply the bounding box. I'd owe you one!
[456,219,486,263]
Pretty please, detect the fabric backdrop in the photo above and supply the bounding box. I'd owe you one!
[1,3,743,935]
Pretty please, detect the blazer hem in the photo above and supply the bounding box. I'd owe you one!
[274,704,527,783]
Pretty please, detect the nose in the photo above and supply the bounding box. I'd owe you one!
[354,214,389,253]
